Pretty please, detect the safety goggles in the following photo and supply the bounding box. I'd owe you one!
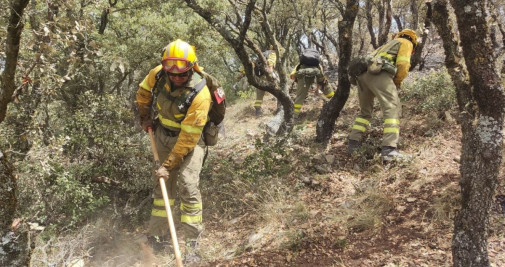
[167,71,190,77]
[162,57,193,73]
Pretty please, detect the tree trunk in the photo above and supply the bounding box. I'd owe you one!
[377,0,392,46]
[393,15,403,31]
[316,0,359,144]
[365,0,378,49]
[410,0,419,30]
[0,149,16,242]
[0,1,31,265]
[184,0,295,134]
[0,0,30,123]
[410,1,433,70]
[432,0,505,266]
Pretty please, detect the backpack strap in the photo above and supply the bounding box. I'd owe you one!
[180,78,207,113]
[153,70,165,97]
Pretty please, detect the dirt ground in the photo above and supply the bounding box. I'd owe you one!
[81,78,504,267]
[179,88,504,267]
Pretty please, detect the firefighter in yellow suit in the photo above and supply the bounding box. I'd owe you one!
[253,49,277,117]
[136,39,212,262]
[347,29,418,161]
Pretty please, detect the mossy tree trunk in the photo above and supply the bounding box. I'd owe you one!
[1,0,31,266]
[432,0,505,266]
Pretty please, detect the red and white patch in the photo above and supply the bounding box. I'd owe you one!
[214,87,226,104]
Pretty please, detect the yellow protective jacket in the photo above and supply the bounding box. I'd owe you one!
[370,37,414,87]
[392,37,414,86]
[136,65,211,167]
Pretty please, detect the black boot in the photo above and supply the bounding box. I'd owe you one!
[381,146,408,161]
[255,107,263,117]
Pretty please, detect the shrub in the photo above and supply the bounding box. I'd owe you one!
[9,91,154,229]
[402,69,457,114]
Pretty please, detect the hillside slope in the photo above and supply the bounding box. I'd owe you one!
[55,72,504,267]
[191,79,505,266]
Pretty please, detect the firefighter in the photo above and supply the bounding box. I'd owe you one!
[290,61,334,116]
[253,48,278,117]
[136,39,212,262]
[347,29,418,161]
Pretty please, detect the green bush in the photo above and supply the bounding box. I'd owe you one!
[7,90,154,229]
[402,69,457,114]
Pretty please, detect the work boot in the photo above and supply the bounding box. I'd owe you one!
[347,139,361,155]
[147,234,171,253]
[381,146,408,161]
[184,240,201,263]
[293,112,300,122]
[255,107,263,117]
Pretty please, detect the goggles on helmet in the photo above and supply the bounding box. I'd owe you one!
[162,57,193,73]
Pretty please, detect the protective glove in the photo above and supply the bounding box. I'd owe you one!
[155,166,169,181]
[394,82,402,91]
[162,154,184,171]
[140,116,153,132]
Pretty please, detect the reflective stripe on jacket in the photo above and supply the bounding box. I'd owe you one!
[136,65,211,160]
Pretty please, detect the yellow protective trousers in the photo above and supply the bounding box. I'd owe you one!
[348,71,400,147]
[149,125,205,241]
[293,75,334,113]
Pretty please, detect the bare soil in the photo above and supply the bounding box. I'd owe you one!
[191,87,505,267]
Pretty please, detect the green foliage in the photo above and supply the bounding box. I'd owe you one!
[241,138,291,181]
[17,158,109,227]
[5,90,153,229]
[402,69,457,114]
[59,91,153,191]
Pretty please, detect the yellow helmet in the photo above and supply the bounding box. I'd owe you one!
[397,29,418,47]
[161,39,197,73]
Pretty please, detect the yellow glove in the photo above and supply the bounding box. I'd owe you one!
[155,166,169,181]
[162,154,184,171]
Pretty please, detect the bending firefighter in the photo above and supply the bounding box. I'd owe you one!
[347,29,418,161]
[136,39,218,261]
[290,57,334,115]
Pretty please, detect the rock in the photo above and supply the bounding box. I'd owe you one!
[67,259,85,267]
[312,154,325,163]
[396,205,407,212]
[445,111,454,122]
[325,155,335,164]
[406,197,417,203]
[300,176,312,185]
[314,165,329,174]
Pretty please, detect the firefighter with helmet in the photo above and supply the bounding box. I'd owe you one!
[136,39,216,262]
[347,29,418,161]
